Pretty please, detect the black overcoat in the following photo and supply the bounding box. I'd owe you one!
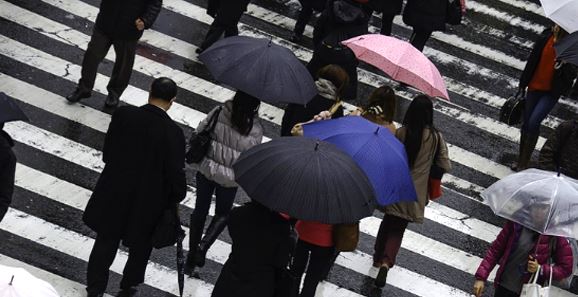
[402,0,448,32]
[0,129,16,222]
[369,0,403,15]
[518,30,578,100]
[95,0,163,40]
[212,202,292,297]
[83,104,187,247]
[281,94,344,136]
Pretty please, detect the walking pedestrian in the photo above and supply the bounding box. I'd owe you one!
[516,24,577,170]
[539,120,578,179]
[368,0,403,36]
[288,220,335,297]
[307,0,372,101]
[373,95,451,287]
[290,0,326,43]
[354,86,398,133]
[402,0,448,51]
[0,122,16,223]
[184,91,263,273]
[211,201,292,297]
[195,0,251,54]
[281,64,348,136]
[473,219,573,297]
[66,0,162,107]
[82,78,187,297]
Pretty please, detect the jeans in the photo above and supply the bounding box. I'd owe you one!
[522,90,558,134]
[290,240,335,297]
[373,214,409,267]
[191,172,237,225]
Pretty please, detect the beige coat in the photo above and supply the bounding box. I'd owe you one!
[385,127,451,223]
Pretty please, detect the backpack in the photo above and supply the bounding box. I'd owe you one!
[549,237,578,289]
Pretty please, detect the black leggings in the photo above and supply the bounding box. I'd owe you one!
[290,240,335,297]
[494,285,518,297]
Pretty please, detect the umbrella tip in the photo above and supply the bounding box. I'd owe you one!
[314,141,320,151]
[375,127,380,135]
[268,37,273,47]
[9,275,13,285]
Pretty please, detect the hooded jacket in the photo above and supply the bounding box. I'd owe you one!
[192,101,263,187]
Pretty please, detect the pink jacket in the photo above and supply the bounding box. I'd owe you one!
[475,221,573,287]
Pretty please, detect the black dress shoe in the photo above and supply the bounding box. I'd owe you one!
[104,94,120,107]
[86,293,104,297]
[374,265,389,288]
[195,47,205,54]
[66,89,91,103]
[290,33,302,43]
[116,288,137,297]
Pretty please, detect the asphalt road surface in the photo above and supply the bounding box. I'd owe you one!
[0,0,577,296]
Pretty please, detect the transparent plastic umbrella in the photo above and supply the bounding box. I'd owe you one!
[0,265,60,297]
[481,169,578,239]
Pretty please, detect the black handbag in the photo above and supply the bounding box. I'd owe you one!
[446,0,463,25]
[151,205,185,249]
[185,107,222,164]
[499,90,525,125]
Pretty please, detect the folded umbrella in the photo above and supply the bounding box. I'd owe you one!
[233,137,375,224]
[341,34,449,100]
[0,265,60,297]
[303,116,417,206]
[554,31,578,66]
[199,36,317,105]
[481,168,578,239]
[0,93,28,124]
[539,0,578,34]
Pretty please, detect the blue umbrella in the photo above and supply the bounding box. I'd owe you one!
[303,116,417,206]
[198,36,317,105]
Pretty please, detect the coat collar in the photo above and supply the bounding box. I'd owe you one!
[0,130,14,148]
[141,103,170,119]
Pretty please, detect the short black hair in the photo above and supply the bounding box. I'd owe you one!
[150,77,177,102]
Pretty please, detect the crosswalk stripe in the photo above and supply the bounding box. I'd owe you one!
[0,70,503,245]
[466,0,545,33]
[492,0,544,15]
[0,254,114,297]
[12,162,474,296]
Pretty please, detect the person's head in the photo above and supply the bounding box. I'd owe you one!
[149,77,178,110]
[402,95,435,168]
[529,201,551,229]
[232,91,261,136]
[316,65,350,100]
[552,24,569,43]
[362,86,396,124]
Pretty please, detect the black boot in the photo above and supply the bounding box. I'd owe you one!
[66,88,91,103]
[517,132,539,171]
[194,215,228,268]
[184,217,205,275]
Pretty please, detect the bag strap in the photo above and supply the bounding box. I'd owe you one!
[205,106,222,133]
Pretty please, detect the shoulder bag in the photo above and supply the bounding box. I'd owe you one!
[151,205,185,249]
[499,90,525,126]
[185,106,222,164]
[428,131,445,200]
[333,222,360,252]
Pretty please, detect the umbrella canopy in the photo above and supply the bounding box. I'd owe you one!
[303,116,417,206]
[554,31,578,66]
[539,0,578,34]
[341,34,449,100]
[233,137,376,224]
[0,265,60,297]
[481,169,578,239]
[198,36,317,105]
[0,93,28,124]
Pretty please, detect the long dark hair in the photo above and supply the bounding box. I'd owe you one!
[363,86,396,123]
[231,91,260,136]
[402,95,435,168]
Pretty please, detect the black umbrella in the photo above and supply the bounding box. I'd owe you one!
[176,229,185,297]
[0,92,28,123]
[198,36,317,105]
[555,31,578,66]
[233,137,376,224]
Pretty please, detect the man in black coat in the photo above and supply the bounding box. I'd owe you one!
[66,0,162,107]
[196,0,251,53]
[83,77,187,297]
[0,123,16,222]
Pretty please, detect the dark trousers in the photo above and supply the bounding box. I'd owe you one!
[290,240,335,297]
[190,172,237,233]
[294,1,314,36]
[380,13,396,36]
[199,12,242,51]
[78,29,138,99]
[373,214,409,267]
[409,29,432,52]
[522,90,557,134]
[494,285,518,297]
[86,234,152,294]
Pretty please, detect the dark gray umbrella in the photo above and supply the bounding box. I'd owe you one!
[555,31,578,66]
[233,137,376,224]
[198,36,317,105]
[0,92,28,123]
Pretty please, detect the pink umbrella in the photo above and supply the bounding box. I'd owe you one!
[342,34,450,100]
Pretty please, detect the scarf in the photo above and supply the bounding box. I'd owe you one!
[315,78,338,100]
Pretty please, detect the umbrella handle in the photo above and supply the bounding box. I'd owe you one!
[9,275,13,285]
[329,101,343,116]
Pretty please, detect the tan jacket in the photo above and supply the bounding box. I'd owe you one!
[385,127,451,223]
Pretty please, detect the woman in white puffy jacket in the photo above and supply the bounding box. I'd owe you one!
[185,91,263,273]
